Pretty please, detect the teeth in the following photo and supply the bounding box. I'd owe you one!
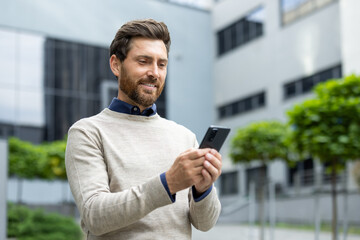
[144,83,155,87]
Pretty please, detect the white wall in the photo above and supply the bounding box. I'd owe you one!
[219,193,360,224]
[0,139,8,239]
[0,0,214,139]
[7,178,73,204]
[340,0,360,75]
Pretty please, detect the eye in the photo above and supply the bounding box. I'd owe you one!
[159,62,167,68]
[138,59,147,64]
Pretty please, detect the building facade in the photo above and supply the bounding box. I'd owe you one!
[213,0,360,224]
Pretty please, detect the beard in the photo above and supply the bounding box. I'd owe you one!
[119,65,164,108]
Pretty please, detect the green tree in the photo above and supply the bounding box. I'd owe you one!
[8,137,48,179]
[287,75,360,240]
[41,139,68,180]
[230,121,289,240]
[8,137,68,180]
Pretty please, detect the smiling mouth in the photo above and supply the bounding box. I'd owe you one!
[140,83,157,92]
[142,83,156,88]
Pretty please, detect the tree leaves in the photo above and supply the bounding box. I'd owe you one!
[230,121,289,164]
[287,75,360,163]
[8,137,67,180]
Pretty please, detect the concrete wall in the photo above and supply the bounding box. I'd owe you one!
[219,193,360,225]
[7,178,73,204]
[340,0,360,75]
[0,139,8,240]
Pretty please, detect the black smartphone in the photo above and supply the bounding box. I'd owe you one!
[199,125,231,151]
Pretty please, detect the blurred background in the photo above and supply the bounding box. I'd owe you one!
[1,0,360,239]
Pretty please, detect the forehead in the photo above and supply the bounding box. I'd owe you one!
[128,37,168,59]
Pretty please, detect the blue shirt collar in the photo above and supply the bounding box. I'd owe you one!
[108,98,157,117]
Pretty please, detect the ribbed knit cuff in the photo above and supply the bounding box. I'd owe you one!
[160,172,176,203]
[192,185,213,202]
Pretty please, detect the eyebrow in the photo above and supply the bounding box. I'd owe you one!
[136,55,168,62]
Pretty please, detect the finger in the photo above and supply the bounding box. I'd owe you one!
[192,164,205,175]
[209,149,222,162]
[186,148,211,160]
[203,160,220,181]
[205,153,222,170]
[190,156,206,167]
[201,168,212,181]
[179,148,195,158]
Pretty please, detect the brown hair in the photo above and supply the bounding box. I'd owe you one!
[109,19,171,61]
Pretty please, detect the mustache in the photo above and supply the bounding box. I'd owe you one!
[139,77,158,85]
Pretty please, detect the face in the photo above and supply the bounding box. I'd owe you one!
[110,37,168,111]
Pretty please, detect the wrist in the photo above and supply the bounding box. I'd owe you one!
[194,185,207,196]
[192,185,213,202]
[165,171,176,194]
[193,187,204,198]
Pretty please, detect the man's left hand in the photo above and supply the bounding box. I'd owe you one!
[194,149,222,194]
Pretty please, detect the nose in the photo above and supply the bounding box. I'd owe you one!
[147,64,160,79]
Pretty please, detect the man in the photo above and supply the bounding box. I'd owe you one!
[65,19,222,240]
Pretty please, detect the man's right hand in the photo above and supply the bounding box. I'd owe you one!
[165,148,210,194]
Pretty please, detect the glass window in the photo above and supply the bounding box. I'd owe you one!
[44,38,115,140]
[283,64,342,100]
[0,30,16,88]
[281,0,337,25]
[302,76,314,92]
[246,166,267,195]
[217,6,264,56]
[221,171,239,195]
[218,91,266,119]
[284,83,295,98]
[288,158,314,187]
[258,92,265,106]
[246,6,265,40]
[244,97,252,111]
[0,28,45,127]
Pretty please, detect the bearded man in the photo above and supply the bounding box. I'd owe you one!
[65,19,222,240]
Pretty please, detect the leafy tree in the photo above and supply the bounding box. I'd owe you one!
[41,139,67,180]
[230,121,288,240]
[8,138,48,179]
[287,75,360,240]
[8,137,67,180]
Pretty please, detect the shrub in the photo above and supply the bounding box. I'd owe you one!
[7,202,82,240]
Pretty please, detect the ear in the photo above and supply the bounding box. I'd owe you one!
[110,54,121,77]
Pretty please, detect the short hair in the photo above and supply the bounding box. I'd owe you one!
[109,19,171,61]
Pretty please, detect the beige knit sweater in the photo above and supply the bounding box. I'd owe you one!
[65,108,221,240]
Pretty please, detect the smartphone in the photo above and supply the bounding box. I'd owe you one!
[199,125,231,151]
